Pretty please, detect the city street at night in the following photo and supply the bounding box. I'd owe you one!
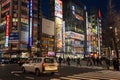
[0,0,120,80]
[0,63,120,80]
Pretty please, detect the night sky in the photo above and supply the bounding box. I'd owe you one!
[41,0,120,19]
[80,0,120,18]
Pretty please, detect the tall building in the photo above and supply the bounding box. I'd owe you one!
[0,0,41,58]
[40,0,55,57]
[62,0,85,58]
[87,8,102,56]
[0,0,55,58]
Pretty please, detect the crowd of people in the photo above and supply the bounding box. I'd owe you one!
[58,56,81,67]
[57,55,119,71]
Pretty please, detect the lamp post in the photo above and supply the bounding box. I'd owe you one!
[109,26,119,71]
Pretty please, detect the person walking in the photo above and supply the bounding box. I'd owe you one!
[105,57,110,70]
[86,57,92,66]
[113,58,117,70]
[76,57,81,66]
[58,56,63,67]
[66,57,71,66]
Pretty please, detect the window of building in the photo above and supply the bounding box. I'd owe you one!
[13,13,18,18]
[13,5,18,10]
[13,0,18,5]
[12,18,18,22]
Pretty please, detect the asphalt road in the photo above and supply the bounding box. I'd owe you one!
[0,64,120,80]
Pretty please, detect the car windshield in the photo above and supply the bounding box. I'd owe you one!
[44,58,54,63]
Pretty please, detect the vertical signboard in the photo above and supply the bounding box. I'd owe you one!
[55,17,63,51]
[55,0,62,18]
[29,0,33,47]
[62,21,65,52]
[55,0,63,52]
[5,15,10,47]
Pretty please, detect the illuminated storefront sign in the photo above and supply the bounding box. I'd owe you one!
[29,0,33,47]
[55,17,63,49]
[65,31,84,40]
[55,0,63,52]
[9,32,18,40]
[55,0,63,18]
[5,15,10,47]
[92,28,97,34]
[0,21,6,26]
[42,18,54,35]
[21,18,28,24]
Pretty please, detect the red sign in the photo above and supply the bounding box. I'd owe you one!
[6,15,10,36]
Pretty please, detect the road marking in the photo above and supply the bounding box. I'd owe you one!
[25,76,34,80]
[51,70,120,80]
[11,71,22,74]
[50,78,61,80]
[14,74,20,77]
[54,73,60,75]
[0,64,5,66]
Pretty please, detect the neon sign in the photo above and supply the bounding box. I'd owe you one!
[29,0,33,47]
[5,15,10,47]
[55,0,63,18]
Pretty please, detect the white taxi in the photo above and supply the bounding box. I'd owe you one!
[21,57,59,76]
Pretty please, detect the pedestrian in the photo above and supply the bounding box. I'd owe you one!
[58,56,63,67]
[113,58,119,71]
[76,57,81,66]
[86,57,92,66]
[66,57,70,66]
[113,58,116,70]
[96,57,100,66]
[105,57,110,70]
[115,59,119,71]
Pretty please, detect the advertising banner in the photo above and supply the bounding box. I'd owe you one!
[55,17,63,50]
[55,0,63,18]
[5,15,10,47]
[42,18,54,35]
[9,32,18,40]
[29,0,33,47]
[65,31,84,40]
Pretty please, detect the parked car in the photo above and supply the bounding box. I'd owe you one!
[18,58,28,66]
[1,58,10,64]
[9,58,20,64]
[21,57,59,76]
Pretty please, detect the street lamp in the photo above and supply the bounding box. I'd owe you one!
[109,26,119,71]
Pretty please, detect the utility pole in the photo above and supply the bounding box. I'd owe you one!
[97,9,101,58]
[84,6,88,58]
[37,0,42,57]
[108,0,119,71]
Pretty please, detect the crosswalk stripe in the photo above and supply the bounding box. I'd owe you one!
[50,78,61,80]
[51,70,120,80]
[14,74,20,77]
[11,71,23,74]
[25,76,34,80]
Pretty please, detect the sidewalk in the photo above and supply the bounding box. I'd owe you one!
[60,60,120,71]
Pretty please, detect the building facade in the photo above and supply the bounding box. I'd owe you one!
[0,0,55,58]
[87,9,102,56]
[62,0,85,58]
[0,0,40,58]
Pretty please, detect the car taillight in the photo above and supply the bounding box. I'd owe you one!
[42,63,46,67]
[42,63,45,71]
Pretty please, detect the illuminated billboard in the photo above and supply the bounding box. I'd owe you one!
[21,24,29,44]
[55,17,63,49]
[5,15,10,47]
[9,32,18,40]
[42,18,54,35]
[29,0,33,47]
[55,0,63,18]
[65,31,84,40]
